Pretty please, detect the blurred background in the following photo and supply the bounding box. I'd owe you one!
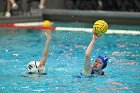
[0,0,140,17]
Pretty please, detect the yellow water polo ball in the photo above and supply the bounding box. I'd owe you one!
[93,20,108,35]
[42,20,52,28]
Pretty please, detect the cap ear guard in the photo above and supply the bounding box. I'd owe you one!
[97,56,108,69]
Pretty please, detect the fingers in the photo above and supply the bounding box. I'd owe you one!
[94,34,101,39]
[45,30,50,35]
[92,31,102,39]
[45,30,50,34]
[95,33,101,37]
[45,30,51,39]
[98,34,102,37]
[38,65,45,70]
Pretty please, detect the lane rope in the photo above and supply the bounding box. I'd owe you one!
[0,22,140,35]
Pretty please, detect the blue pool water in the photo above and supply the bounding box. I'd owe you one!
[0,24,140,93]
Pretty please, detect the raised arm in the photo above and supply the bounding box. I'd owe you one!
[39,30,51,67]
[84,31,100,71]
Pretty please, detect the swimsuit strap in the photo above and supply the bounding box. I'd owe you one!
[91,68,94,74]
[101,71,104,75]
[91,68,104,75]
[80,68,104,76]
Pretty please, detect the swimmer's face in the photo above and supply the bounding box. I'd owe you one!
[93,58,103,70]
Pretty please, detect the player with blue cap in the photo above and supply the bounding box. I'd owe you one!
[97,55,108,69]
[81,31,108,76]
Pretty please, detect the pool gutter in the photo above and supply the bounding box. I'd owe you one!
[43,9,140,25]
[0,9,140,25]
[0,15,42,24]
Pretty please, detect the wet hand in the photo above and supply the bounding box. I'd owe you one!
[38,65,45,71]
[92,30,101,39]
[45,30,51,40]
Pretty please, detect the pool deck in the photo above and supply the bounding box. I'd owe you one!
[0,9,140,25]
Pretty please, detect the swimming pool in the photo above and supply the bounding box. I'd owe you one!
[0,23,140,93]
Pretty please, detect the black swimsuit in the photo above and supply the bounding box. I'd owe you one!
[81,68,104,76]
[91,69,104,75]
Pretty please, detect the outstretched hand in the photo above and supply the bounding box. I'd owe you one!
[45,30,51,40]
[92,30,101,40]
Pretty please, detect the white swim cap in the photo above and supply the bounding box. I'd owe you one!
[26,61,46,74]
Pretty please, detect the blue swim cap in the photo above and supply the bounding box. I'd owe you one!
[97,55,108,69]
